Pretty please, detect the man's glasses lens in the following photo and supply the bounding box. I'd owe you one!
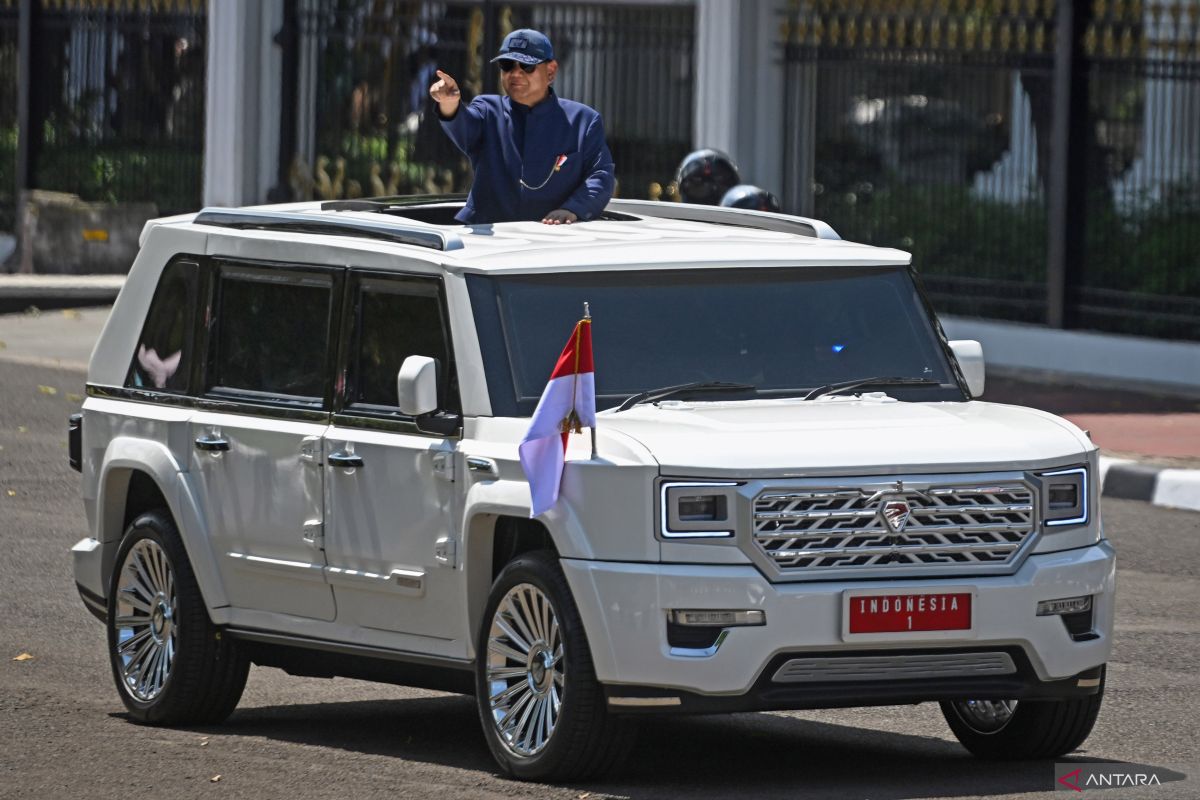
[498,59,538,74]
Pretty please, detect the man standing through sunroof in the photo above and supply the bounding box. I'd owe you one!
[430,29,615,225]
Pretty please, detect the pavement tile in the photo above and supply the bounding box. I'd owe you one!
[1066,413,1200,460]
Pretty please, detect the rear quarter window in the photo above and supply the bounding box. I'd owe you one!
[126,259,198,392]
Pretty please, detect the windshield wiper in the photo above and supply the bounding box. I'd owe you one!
[614,381,756,413]
[803,376,940,401]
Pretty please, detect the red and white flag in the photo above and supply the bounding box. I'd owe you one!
[519,316,596,517]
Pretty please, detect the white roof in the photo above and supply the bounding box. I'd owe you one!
[143,200,913,275]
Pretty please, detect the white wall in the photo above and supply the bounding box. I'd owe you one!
[942,315,1200,394]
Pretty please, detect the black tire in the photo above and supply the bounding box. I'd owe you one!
[475,550,634,781]
[106,509,249,725]
[940,668,1105,760]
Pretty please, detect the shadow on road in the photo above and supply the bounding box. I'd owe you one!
[144,694,1184,799]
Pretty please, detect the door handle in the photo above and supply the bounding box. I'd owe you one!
[194,436,230,452]
[328,452,364,468]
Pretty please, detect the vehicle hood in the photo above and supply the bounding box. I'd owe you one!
[596,396,1093,477]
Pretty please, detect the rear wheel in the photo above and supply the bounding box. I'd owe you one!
[940,669,1105,759]
[475,551,634,781]
[107,509,249,725]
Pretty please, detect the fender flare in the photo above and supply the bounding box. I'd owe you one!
[97,437,229,611]
[460,479,596,660]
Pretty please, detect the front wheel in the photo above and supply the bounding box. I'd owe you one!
[940,669,1105,759]
[475,551,634,781]
[107,509,249,725]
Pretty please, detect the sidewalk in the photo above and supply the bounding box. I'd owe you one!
[1,293,1197,512]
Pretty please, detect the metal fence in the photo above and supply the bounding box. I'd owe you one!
[3,0,206,232]
[0,1,19,232]
[783,1,1200,341]
[286,0,695,204]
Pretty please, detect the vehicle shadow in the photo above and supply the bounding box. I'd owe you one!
[165,694,1184,799]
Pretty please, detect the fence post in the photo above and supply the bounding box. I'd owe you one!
[14,0,35,201]
[481,0,498,96]
[1045,0,1093,328]
[269,0,299,202]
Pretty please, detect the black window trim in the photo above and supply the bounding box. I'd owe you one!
[201,259,346,412]
[331,268,461,437]
[84,384,332,424]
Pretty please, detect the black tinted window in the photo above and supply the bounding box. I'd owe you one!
[128,260,197,392]
[210,271,333,400]
[348,280,457,411]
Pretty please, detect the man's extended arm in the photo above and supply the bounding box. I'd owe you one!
[559,114,615,222]
[431,69,485,155]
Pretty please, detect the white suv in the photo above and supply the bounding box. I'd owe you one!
[69,197,1114,781]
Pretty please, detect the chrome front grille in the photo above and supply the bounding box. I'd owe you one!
[752,481,1036,576]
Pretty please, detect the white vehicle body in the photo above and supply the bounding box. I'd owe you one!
[70,198,1113,777]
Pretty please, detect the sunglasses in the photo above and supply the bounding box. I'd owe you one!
[497,59,539,74]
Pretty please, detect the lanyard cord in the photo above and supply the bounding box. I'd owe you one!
[520,154,568,191]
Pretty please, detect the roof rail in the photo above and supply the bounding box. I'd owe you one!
[605,199,840,240]
[192,207,464,251]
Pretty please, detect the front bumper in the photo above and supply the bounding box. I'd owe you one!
[601,651,1104,714]
[562,540,1115,701]
[72,537,108,623]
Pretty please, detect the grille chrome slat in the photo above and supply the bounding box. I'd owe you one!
[758,502,1033,522]
[769,541,1022,559]
[772,652,1017,683]
[752,480,1036,576]
[910,503,1034,515]
[756,509,878,521]
[758,522,1030,536]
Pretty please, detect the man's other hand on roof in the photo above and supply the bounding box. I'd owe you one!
[542,209,578,225]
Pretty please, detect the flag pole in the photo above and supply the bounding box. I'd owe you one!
[584,301,597,460]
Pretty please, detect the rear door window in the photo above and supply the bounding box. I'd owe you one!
[207,266,338,406]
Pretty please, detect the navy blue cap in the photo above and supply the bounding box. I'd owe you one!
[491,29,554,65]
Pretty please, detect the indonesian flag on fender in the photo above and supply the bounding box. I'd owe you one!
[519,315,596,517]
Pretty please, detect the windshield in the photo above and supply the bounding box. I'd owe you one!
[467,266,964,415]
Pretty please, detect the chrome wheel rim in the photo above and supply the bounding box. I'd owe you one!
[953,699,1018,733]
[486,583,564,757]
[113,539,177,702]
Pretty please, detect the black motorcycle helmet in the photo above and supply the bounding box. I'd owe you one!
[719,184,782,213]
[675,149,740,205]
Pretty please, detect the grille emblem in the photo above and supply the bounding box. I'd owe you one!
[880,498,912,533]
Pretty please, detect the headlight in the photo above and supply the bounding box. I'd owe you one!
[1039,466,1088,527]
[660,481,738,538]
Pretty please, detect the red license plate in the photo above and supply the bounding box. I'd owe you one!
[848,592,972,634]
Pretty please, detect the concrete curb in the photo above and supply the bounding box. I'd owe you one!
[0,274,124,313]
[1100,456,1200,513]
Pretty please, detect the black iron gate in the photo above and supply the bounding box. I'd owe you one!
[783,1,1200,341]
[284,0,695,205]
[6,0,206,230]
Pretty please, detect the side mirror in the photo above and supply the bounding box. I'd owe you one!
[397,355,439,417]
[949,339,985,398]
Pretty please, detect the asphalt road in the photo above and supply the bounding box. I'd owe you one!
[1,359,1197,800]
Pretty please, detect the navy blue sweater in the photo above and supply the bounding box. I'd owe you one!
[438,90,615,224]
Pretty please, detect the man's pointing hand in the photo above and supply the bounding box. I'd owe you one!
[430,69,461,117]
